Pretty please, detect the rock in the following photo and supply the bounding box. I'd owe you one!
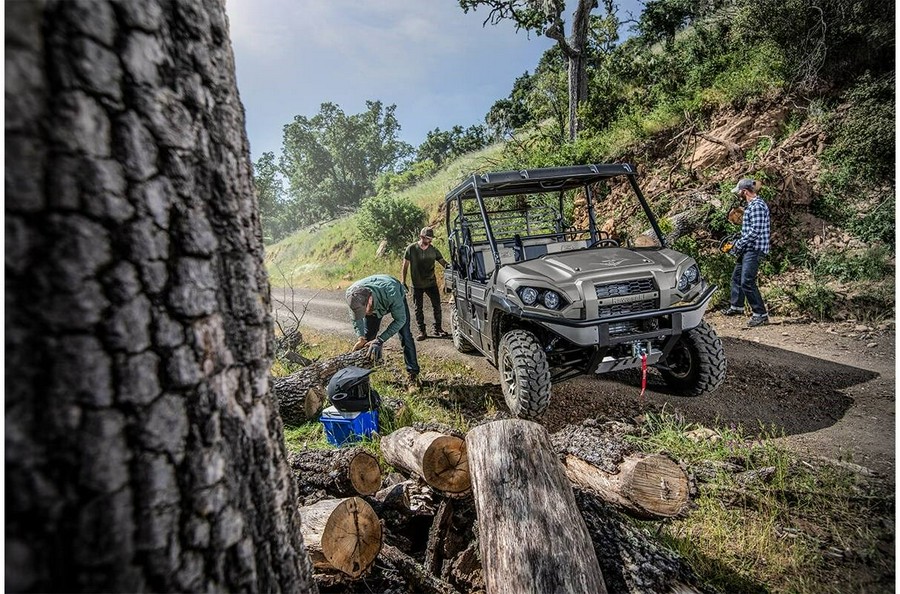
[684,428,721,443]
[854,324,871,332]
[867,342,878,348]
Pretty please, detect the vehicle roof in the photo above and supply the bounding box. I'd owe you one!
[444,163,636,202]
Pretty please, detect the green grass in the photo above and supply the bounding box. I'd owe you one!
[628,412,892,594]
[265,143,507,289]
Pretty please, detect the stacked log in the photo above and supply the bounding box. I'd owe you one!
[381,426,471,497]
[288,446,382,500]
[294,420,706,593]
[299,496,383,579]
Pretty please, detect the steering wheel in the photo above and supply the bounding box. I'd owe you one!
[588,238,619,248]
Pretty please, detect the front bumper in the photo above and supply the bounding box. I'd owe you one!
[493,284,716,348]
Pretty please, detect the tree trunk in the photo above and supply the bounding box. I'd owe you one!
[380,427,471,496]
[466,420,608,594]
[5,1,315,591]
[273,350,372,426]
[288,447,382,499]
[298,497,383,578]
[563,454,690,519]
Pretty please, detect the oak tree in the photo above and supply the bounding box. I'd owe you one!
[6,0,316,591]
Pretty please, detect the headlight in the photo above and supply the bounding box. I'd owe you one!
[520,287,539,305]
[677,265,701,291]
[542,290,561,310]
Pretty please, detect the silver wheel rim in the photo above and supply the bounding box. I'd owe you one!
[501,352,516,395]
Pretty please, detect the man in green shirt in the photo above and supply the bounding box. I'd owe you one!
[402,227,450,341]
[345,274,420,385]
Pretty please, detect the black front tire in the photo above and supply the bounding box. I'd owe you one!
[660,320,726,395]
[498,330,551,419]
[450,305,476,353]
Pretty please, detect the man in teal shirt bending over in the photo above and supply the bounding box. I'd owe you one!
[345,274,420,386]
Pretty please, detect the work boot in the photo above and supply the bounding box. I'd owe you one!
[416,330,427,341]
[723,307,743,316]
[748,314,769,327]
[432,328,450,338]
[406,371,419,393]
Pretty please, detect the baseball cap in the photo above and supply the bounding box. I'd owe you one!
[420,227,435,238]
[731,178,755,194]
[345,285,371,321]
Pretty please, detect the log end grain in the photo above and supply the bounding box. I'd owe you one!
[322,497,383,578]
[348,451,382,496]
[624,454,690,517]
[422,436,471,495]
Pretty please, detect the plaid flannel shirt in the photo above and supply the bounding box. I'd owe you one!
[734,197,770,255]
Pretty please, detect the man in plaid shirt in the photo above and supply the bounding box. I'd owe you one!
[724,178,770,326]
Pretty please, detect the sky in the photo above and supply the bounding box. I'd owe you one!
[226,0,642,163]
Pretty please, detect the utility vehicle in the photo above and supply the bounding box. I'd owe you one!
[444,164,726,418]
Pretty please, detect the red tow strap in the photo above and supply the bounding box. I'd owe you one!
[639,352,648,401]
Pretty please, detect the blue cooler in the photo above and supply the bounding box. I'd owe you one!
[321,405,379,446]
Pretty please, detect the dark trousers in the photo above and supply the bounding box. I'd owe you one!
[730,250,767,316]
[364,300,420,374]
[413,285,442,332]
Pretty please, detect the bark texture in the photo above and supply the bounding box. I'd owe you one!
[5,1,315,591]
[288,446,382,498]
[466,420,608,594]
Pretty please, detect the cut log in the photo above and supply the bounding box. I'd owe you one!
[298,496,382,578]
[563,453,690,519]
[466,419,608,594]
[273,350,372,426]
[380,426,471,496]
[288,446,382,498]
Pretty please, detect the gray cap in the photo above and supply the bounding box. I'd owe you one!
[732,178,755,194]
[420,227,435,238]
[345,285,371,321]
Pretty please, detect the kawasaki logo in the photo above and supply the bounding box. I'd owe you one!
[599,291,659,305]
[597,258,628,267]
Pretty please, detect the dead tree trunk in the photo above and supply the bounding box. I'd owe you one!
[380,427,471,496]
[273,350,372,425]
[466,419,608,594]
[299,497,382,579]
[563,453,690,519]
[288,447,382,499]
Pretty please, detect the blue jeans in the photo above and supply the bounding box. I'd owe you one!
[730,250,767,316]
[364,300,420,374]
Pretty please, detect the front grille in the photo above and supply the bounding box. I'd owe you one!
[608,320,641,336]
[595,278,655,299]
[599,299,657,318]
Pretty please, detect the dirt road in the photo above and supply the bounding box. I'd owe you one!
[272,287,895,476]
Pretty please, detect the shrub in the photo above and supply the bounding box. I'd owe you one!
[357,194,426,255]
[814,246,893,282]
[786,282,839,321]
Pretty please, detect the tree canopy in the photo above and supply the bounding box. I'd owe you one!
[279,101,413,227]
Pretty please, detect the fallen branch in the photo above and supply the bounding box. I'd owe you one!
[380,543,461,594]
[288,446,382,499]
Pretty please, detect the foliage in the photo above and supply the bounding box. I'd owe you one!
[822,73,895,183]
[735,0,894,87]
[279,101,413,226]
[356,194,426,255]
[254,151,300,243]
[785,281,839,320]
[375,159,439,196]
[485,71,536,139]
[813,246,893,282]
[417,125,489,167]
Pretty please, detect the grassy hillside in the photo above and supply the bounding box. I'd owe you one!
[264,142,506,290]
